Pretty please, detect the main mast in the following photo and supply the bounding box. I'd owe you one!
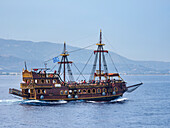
[99,29,102,80]
[63,42,66,82]
[90,29,108,81]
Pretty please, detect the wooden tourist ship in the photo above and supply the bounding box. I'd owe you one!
[9,30,142,101]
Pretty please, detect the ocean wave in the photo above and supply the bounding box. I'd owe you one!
[0,99,67,106]
[86,97,128,104]
[21,100,68,106]
[86,101,108,103]
[110,97,128,103]
[0,98,128,106]
[0,99,22,105]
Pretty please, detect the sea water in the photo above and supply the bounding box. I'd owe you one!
[0,75,170,128]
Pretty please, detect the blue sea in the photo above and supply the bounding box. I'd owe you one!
[0,75,170,128]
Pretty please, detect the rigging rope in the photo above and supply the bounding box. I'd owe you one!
[50,64,57,72]
[75,52,94,81]
[73,63,86,81]
[44,43,96,63]
[68,43,96,53]
[108,52,119,73]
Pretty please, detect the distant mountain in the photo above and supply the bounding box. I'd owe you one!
[0,38,170,74]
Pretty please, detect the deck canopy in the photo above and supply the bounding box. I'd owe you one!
[108,73,120,77]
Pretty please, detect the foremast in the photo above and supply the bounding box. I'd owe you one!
[58,42,74,83]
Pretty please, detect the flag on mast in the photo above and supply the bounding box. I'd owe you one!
[53,57,59,63]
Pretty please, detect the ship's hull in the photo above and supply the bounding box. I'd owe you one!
[9,70,127,102]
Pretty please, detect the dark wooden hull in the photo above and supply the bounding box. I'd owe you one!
[31,83,126,101]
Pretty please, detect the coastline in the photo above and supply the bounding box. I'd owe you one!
[1,72,170,76]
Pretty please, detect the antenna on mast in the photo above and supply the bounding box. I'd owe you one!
[24,61,27,70]
[44,62,47,70]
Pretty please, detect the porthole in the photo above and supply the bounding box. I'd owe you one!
[108,88,112,92]
[30,89,34,94]
[78,89,81,94]
[46,79,50,84]
[92,89,96,94]
[102,88,107,92]
[65,90,68,95]
[114,87,118,92]
[83,89,86,94]
[60,90,64,95]
[41,79,44,83]
[97,88,101,93]
[53,80,56,83]
[38,89,40,94]
[42,89,46,94]
[87,89,91,94]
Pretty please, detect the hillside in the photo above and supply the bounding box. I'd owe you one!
[0,38,170,74]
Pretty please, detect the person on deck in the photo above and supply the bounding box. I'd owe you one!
[54,70,56,74]
[83,80,86,84]
[107,79,111,83]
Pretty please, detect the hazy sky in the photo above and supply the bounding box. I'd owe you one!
[0,0,170,62]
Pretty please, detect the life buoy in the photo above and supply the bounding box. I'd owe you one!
[112,91,116,95]
[40,95,44,99]
[102,92,106,96]
[68,94,72,98]
[75,95,78,99]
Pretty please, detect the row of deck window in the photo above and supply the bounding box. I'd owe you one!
[36,79,58,84]
[24,79,59,84]
[23,89,46,94]
[37,89,46,94]
[60,87,118,95]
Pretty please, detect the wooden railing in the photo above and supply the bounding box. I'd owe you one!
[20,83,34,89]
[9,88,29,97]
